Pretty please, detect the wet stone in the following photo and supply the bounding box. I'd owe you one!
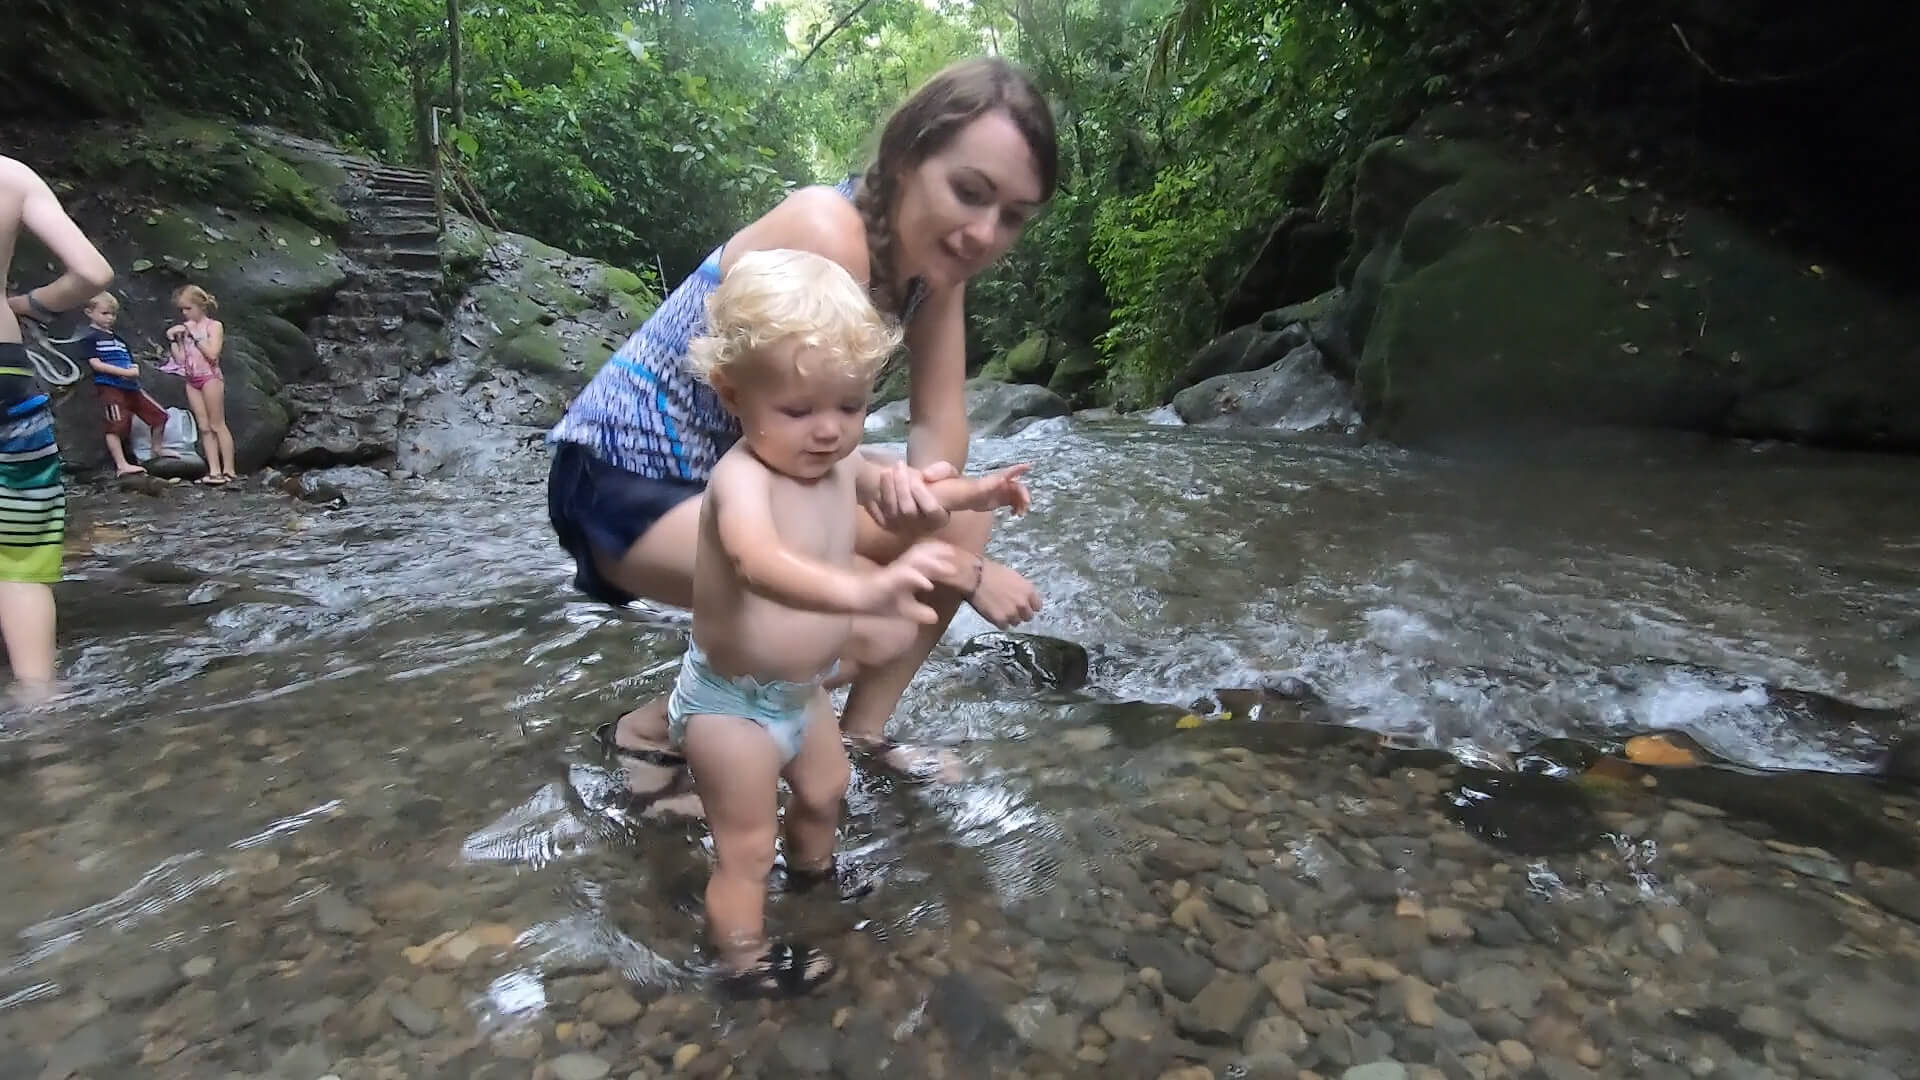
[1215,880,1270,919]
[313,891,376,936]
[1068,972,1128,1011]
[387,990,439,1036]
[1456,964,1542,1017]
[1127,935,1215,1000]
[1245,1015,1308,1057]
[1178,974,1262,1044]
[1342,1064,1410,1080]
[589,988,644,1027]
[1737,1004,1796,1041]
[1212,931,1272,973]
[1703,891,1843,963]
[1803,975,1916,1047]
[1533,1057,1600,1080]
[1147,836,1223,877]
[776,1026,836,1074]
[1860,872,1920,924]
[1100,1000,1163,1043]
[101,959,186,1006]
[548,1052,614,1080]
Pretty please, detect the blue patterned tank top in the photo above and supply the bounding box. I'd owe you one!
[547,177,923,483]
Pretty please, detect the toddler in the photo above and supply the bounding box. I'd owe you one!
[672,247,1030,996]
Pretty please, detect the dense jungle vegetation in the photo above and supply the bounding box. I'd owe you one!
[4,0,1908,402]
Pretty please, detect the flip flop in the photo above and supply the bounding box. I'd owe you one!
[720,942,837,999]
[844,735,969,783]
[593,721,701,821]
[593,719,686,769]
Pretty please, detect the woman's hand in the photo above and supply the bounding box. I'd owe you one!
[964,557,1042,628]
[861,458,958,536]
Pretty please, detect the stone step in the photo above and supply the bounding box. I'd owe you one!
[371,195,437,214]
[354,220,442,243]
[310,314,403,339]
[366,172,435,189]
[352,266,442,290]
[344,248,441,274]
[330,289,438,317]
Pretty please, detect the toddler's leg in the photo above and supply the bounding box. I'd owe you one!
[781,692,850,875]
[679,713,781,970]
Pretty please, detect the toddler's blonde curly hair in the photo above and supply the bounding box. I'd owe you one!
[687,249,900,384]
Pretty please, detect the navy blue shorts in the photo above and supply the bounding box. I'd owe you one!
[547,441,703,606]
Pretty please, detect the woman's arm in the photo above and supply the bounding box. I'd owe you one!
[902,282,970,472]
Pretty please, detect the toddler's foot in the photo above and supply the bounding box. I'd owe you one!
[720,942,836,999]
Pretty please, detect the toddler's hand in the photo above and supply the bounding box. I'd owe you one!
[166,325,185,339]
[864,539,960,623]
[863,459,955,536]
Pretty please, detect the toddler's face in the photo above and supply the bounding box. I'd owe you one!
[88,303,118,329]
[722,340,871,482]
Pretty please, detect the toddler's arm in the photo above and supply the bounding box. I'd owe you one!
[711,455,958,622]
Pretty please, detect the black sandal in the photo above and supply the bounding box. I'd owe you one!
[593,721,700,820]
[720,942,837,999]
[783,856,877,902]
[594,719,687,769]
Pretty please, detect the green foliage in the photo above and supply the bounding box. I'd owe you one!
[8,0,1528,402]
[4,0,386,141]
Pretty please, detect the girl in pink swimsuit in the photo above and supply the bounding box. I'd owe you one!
[166,285,236,484]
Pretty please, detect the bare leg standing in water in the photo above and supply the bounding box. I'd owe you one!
[0,156,114,704]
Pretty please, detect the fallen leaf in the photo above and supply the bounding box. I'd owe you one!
[1624,734,1699,768]
[1620,343,1641,355]
[1175,713,1204,730]
[130,258,154,273]
[1634,300,1652,309]
[309,236,322,246]
[1503,224,1525,234]
[1808,264,1825,277]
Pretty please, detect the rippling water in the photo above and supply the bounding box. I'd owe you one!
[2,420,1916,1077]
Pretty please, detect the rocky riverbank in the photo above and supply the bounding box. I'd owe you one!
[7,713,1916,1080]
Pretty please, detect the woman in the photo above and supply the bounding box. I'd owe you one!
[548,58,1056,803]
[165,284,237,485]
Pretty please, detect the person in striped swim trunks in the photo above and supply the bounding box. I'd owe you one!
[548,58,1058,810]
[1,155,114,704]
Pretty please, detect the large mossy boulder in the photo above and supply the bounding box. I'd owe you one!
[399,218,658,479]
[978,332,1056,386]
[1325,115,1920,450]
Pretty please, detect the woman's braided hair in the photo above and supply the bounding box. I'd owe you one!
[853,57,1059,318]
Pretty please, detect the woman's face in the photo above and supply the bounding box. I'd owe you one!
[890,109,1046,293]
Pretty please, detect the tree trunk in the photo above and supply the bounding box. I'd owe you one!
[410,64,433,165]
[446,0,465,129]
